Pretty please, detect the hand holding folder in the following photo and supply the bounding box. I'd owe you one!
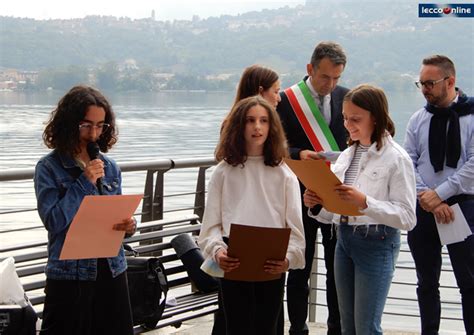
[224,224,291,282]
[59,194,142,260]
[284,158,362,216]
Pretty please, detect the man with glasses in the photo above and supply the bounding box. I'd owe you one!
[277,41,348,335]
[404,55,474,335]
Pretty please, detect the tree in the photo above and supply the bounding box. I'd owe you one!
[95,62,119,90]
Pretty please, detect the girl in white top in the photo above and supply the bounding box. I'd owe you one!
[304,84,416,335]
[198,95,305,335]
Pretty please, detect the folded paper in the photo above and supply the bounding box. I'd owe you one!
[435,203,472,245]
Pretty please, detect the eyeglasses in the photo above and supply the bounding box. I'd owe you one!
[414,77,449,89]
[78,123,110,133]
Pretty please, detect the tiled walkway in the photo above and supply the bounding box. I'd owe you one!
[146,314,419,334]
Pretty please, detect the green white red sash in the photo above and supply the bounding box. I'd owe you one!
[284,81,340,152]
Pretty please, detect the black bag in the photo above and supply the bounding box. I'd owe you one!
[0,303,37,335]
[126,254,168,329]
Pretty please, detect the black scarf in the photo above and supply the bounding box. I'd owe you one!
[425,90,474,172]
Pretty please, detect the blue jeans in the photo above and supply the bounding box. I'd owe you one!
[408,200,474,335]
[335,224,400,335]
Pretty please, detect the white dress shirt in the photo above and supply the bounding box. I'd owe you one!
[306,77,331,124]
[404,97,474,200]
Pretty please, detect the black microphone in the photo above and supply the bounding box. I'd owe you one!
[86,142,103,195]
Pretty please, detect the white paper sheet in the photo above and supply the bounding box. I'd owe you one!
[200,257,224,278]
[435,203,472,245]
[318,151,341,163]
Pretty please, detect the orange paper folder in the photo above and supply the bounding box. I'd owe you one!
[59,194,143,260]
[224,224,291,282]
[284,158,362,216]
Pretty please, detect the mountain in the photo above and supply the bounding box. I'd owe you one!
[1,1,472,92]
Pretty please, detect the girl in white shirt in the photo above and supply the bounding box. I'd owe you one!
[304,84,416,335]
[198,95,305,335]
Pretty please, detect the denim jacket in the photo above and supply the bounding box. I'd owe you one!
[34,150,127,280]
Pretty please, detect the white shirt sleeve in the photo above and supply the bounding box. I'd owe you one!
[308,206,334,224]
[198,167,228,261]
[435,123,474,200]
[285,172,306,270]
[404,113,430,193]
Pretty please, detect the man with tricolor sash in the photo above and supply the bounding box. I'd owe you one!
[277,41,349,335]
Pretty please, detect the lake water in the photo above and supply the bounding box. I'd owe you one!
[0,89,426,215]
[0,90,464,333]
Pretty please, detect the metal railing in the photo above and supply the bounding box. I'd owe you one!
[0,157,464,332]
[308,234,463,332]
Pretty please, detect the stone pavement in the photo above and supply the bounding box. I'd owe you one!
[145,314,419,334]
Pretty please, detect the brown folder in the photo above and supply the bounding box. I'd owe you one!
[224,224,291,282]
[284,158,362,216]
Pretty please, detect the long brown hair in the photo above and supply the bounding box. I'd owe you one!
[343,84,395,150]
[220,64,279,133]
[234,65,279,104]
[216,96,288,167]
[43,85,118,155]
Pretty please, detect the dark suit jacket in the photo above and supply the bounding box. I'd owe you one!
[277,77,349,159]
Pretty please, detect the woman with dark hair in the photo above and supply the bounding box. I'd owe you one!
[234,64,281,107]
[303,84,417,334]
[220,65,281,137]
[35,85,135,335]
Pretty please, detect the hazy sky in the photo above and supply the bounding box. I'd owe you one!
[1,0,305,20]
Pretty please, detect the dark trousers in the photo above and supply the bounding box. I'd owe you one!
[40,258,133,335]
[213,280,285,335]
[286,211,340,335]
[212,291,227,335]
[220,275,285,335]
[408,200,474,335]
